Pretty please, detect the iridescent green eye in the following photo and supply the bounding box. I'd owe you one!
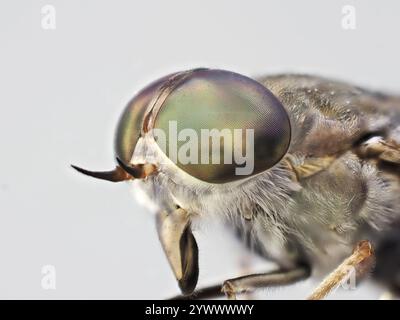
[115,69,291,183]
[114,73,176,164]
[153,69,291,183]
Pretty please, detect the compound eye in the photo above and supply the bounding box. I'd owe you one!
[114,73,176,165]
[153,69,291,184]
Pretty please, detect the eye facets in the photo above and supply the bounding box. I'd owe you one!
[153,69,291,183]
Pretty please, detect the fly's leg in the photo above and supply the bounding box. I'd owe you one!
[222,267,310,300]
[307,240,374,300]
[170,266,310,300]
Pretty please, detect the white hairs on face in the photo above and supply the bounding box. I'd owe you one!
[131,135,400,273]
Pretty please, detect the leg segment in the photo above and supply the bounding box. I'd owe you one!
[308,240,374,300]
[222,267,310,299]
[170,266,310,300]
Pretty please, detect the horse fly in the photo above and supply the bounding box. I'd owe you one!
[72,69,400,299]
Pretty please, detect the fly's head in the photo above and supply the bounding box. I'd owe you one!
[72,68,291,295]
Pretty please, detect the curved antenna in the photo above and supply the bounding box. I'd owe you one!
[70,164,132,182]
[71,158,157,182]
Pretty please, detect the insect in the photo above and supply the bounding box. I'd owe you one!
[72,68,400,299]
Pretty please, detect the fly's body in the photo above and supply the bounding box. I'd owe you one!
[73,69,400,299]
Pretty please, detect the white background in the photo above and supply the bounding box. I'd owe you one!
[0,0,397,299]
